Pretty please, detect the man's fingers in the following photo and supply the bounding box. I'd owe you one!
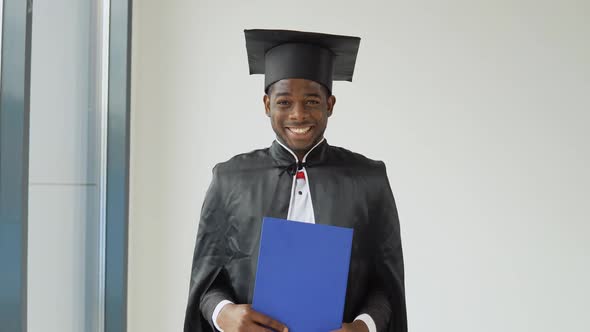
[248,309,288,332]
[245,321,275,332]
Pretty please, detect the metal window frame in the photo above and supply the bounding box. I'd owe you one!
[96,0,133,330]
[0,0,132,330]
[0,0,32,331]
[104,0,132,331]
[0,0,3,78]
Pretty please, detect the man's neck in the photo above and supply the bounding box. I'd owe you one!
[275,137,325,162]
[294,151,305,162]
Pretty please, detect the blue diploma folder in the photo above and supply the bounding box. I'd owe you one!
[252,217,354,332]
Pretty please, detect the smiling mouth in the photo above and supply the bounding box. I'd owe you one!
[287,127,312,135]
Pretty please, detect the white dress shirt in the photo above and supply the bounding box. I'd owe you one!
[212,139,377,332]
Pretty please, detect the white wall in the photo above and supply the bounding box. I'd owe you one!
[129,1,590,331]
[28,0,101,331]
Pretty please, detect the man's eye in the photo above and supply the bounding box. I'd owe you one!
[306,100,320,105]
[276,100,290,106]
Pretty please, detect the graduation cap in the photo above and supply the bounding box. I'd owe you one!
[244,29,361,94]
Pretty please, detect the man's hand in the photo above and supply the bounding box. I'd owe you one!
[330,320,369,332]
[217,303,288,332]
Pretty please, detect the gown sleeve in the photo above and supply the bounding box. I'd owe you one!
[184,165,234,332]
[358,162,408,332]
[200,267,236,329]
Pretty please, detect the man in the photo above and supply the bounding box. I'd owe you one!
[184,29,407,332]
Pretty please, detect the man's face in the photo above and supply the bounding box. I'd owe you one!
[264,78,336,159]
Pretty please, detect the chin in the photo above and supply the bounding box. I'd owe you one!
[278,134,320,154]
[292,141,316,152]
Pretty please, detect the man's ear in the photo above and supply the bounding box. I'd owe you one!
[263,94,271,117]
[327,95,336,117]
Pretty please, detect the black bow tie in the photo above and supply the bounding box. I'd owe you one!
[278,161,313,177]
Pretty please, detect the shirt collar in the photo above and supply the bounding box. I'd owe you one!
[270,137,329,166]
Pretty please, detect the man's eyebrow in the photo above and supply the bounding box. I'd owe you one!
[274,92,292,97]
[304,93,322,98]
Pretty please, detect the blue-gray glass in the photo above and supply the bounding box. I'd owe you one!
[105,0,132,331]
[0,0,32,331]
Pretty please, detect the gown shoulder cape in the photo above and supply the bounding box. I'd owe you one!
[184,140,407,332]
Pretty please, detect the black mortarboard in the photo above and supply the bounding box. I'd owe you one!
[244,29,361,94]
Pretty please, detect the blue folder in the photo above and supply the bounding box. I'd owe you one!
[252,217,353,332]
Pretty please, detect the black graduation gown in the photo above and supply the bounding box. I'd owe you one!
[184,140,407,332]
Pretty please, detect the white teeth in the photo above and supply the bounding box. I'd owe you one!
[289,127,311,134]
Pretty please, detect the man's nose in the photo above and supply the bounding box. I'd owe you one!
[289,101,308,120]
